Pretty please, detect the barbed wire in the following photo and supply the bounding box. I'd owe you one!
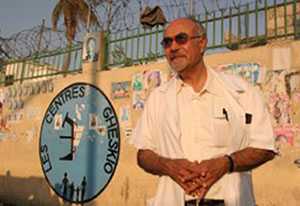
[0,25,82,60]
[0,0,271,60]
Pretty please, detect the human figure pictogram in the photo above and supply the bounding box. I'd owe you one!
[61,172,69,197]
[81,176,87,202]
[69,182,75,201]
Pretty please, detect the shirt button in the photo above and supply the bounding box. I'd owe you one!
[191,96,199,101]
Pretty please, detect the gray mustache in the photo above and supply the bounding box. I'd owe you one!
[170,52,185,59]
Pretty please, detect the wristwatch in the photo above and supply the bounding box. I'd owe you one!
[225,154,234,173]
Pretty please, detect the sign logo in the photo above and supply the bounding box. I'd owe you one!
[40,83,120,203]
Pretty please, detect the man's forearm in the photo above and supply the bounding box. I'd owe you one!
[137,149,169,176]
[230,147,276,172]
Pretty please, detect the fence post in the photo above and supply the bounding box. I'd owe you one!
[246,3,249,44]
[275,0,278,40]
[221,10,224,46]
[229,7,232,47]
[255,0,258,43]
[265,0,268,42]
[19,60,26,84]
[0,63,7,85]
[284,0,287,39]
[100,31,109,71]
[238,6,241,46]
[293,0,298,39]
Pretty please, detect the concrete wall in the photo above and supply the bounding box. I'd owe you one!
[0,39,299,206]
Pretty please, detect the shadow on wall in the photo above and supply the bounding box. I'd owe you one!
[0,170,60,206]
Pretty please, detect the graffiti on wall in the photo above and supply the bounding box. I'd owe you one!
[5,80,54,124]
[132,73,143,91]
[119,104,132,140]
[132,91,145,110]
[263,69,300,150]
[143,70,163,91]
[26,106,42,121]
[131,70,167,110]
[0,80,54,142]
[215,62,266,84]
[132,70,167,97]
[215,63,300,151]
[0,89,10,141]
[119,104,131,128]
[109,69,167,137]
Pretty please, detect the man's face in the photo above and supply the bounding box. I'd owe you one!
[163,19,205,73]
[87,38,95,54]
[117,83,122,90]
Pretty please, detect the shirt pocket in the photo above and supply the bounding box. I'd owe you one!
[213,107,230,147]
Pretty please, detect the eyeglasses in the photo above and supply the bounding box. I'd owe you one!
[160,33,203,48]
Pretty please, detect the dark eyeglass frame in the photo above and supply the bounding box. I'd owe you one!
[160,32,204,49]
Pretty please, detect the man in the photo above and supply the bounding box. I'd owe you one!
[130,18,276,206]
[85,37,98,62]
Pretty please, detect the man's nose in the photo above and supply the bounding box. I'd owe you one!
[169,40,180,51]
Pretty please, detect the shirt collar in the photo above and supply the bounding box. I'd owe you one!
[175,67,220,96]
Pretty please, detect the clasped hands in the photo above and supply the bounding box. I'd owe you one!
[164,157,228,202]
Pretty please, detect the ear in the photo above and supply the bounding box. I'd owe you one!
[199,37,207,54]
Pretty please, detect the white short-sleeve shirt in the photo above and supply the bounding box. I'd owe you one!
[130,67,276,206]
[177,68,228,200]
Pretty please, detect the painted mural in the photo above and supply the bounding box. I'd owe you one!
[40,83,120,204]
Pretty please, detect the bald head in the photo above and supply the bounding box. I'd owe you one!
[165,18,206,37]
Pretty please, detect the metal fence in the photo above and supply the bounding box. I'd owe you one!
[105,0,300,68]
[0,46,82,85]
[1,0,299,85]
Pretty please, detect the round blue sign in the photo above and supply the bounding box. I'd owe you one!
[39,83,120,203]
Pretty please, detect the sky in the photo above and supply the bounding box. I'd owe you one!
[0,0,57,38]
[0,0,268,39]
[0,0,260,39]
